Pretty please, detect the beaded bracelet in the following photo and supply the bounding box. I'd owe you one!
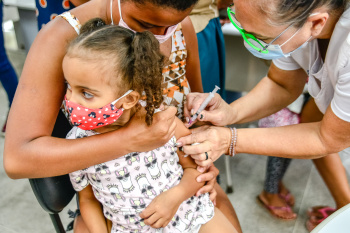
[229,127,237,157]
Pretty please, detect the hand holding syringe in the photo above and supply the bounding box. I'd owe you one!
[188,86,220,125]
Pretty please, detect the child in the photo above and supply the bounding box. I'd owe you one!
[65,19,236,233]
[257,91,307,220]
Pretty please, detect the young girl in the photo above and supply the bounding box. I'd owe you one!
[65,19,236,233]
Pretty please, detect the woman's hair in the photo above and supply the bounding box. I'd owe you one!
[125,0,199,11]
[257,0,349,27]
[66,18,164,126]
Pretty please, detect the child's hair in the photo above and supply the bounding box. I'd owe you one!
[66,18,165,126]
[125,0,199,11]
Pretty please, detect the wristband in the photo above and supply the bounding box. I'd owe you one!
[229,127,237,157]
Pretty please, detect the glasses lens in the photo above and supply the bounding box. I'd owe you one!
[227,5,269,53]
[246,36,266,50]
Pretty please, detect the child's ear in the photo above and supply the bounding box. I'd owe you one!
[122,91,140,110]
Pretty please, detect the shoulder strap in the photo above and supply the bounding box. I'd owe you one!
[59,12,82,35]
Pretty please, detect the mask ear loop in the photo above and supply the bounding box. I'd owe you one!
[280,27,302,47]
[111,90,134,106]
[281,12,320,48]
[118,0,123,21]
[110,0,114,25]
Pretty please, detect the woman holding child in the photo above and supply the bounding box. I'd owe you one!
[4,0,241,232]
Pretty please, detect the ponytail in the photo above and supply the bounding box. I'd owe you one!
[130,31,164,126]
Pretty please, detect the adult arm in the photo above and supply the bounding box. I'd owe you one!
[78,186,108,233]
[178,64,350,161]
[182,17,204,93]
[4,14,176,179]
[235,106,350,159]
[184,63,308,127]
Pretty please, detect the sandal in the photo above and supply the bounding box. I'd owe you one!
[279,191,295,207]
[256,196,297,220]
[305,206,336,232]
[66,209,81,231]
[307,206,336,218]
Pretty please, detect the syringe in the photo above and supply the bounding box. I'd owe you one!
[188,85,220,125]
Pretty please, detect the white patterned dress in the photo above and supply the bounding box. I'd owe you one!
[68,127,214,233]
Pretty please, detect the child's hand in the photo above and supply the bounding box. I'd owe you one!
[140,187,183,229]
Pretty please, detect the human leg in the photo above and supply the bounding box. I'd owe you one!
[214,183,242,233]
[257,109,298,219]
[199,207,238,233]
[73,215,90,233]
[258,157,296,220]
[74,184,241,233]
[278,158,294,206]
[300,98,350,230]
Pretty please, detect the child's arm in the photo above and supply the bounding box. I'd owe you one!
[140,118,213,228]
[173,118,207,198]
[78,185,109,233]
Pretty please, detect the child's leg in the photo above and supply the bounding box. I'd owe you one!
[199,207,238,233]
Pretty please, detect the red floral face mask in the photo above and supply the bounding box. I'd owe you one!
[64,90,133,130]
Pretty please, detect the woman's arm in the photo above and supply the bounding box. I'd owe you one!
[4,11,177,179]
[236,106,350,159]
[183,63,308,127]
[78,186,108,233]
[178,98,350,165]
[181,17,203,93]
[230,63,308,124]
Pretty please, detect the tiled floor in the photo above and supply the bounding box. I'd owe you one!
[1,20,350,233]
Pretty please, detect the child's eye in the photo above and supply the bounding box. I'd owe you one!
[83,92,94,99]
[66,82,71,90]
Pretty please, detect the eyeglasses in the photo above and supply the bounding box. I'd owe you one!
[227,4,294,54]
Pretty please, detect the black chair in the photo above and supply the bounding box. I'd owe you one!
[29,111,75,233]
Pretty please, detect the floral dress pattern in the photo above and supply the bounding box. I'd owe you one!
[68,127,214,233]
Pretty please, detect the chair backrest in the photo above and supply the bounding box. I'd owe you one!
[311,204,350,233]
[29,175,76,214]
[29,111,75,214]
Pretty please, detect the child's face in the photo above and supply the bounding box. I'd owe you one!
[63,56,123,109]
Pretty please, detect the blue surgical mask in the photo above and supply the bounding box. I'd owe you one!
[244,34,312,60]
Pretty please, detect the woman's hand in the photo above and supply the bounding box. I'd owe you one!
[177,126,231,167]
[123,106,177,153]
[184,92,235,127]
[140,187,182,228]
[195,164,219,204]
